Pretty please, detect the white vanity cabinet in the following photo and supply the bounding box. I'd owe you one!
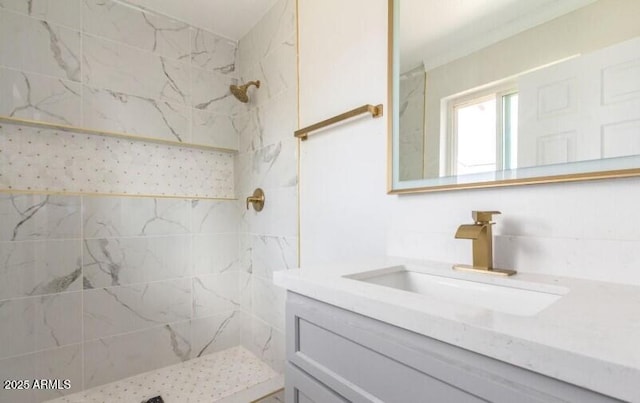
[284,292,621,403]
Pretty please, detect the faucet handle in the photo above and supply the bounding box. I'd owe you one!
[472,211,501,224]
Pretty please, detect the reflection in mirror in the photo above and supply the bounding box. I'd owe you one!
[393,0,640,190]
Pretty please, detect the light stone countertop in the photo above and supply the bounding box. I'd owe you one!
[273,257,640,402]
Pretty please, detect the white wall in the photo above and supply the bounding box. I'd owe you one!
[298,0,640,287]
[298,0,390,265]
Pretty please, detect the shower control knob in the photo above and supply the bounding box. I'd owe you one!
[246,188,265,212]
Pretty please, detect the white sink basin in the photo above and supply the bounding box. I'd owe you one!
[345,266,568,316]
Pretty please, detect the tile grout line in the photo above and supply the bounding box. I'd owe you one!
[0,342,84,365]
[0,6,80,31]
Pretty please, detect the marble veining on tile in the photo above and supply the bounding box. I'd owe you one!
[0,239,82,300]
[251,276,285,332]
[0,194,81,242]
[193,234,239,275]
[238,233,253,274]
[0,67,82,126]
[0,10,81,82]
[82,34,191,106]
[82,320,192,388]
[191,199,239,234]
[82,0,190,60]
[191,28,237,75]
[82,235,191,288]
[191,67,237,115]
[239,89,295,154]
[0,291,82,360]
[192,311,243,358]
[252,235,297,279]
[238,271,252,311]
[192,109,240,150]
[81,85,191,143]
[46,346,280,403]
[247,139,297,191]
[244,316,285,374]
[235,109,257,152]
[83,278,191,340]
[192,272,240,319]
[237,0,295,69]
[83,197,191,238]
[251,36,296,105]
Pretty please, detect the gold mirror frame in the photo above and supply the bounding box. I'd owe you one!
[386,0,640,194]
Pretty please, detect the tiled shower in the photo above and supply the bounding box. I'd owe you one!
[0,0,296,401]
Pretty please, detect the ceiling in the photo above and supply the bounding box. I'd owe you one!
[399,0,596,72]
[119,0,596,64]
[123,0,279,40]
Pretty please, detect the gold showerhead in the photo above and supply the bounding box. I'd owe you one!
[230,80,260,103]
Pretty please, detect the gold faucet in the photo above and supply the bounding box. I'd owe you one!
[453,211,516,276]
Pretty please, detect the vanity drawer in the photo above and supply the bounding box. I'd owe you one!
[291,315,483,402]
[286,292,621,403]
[286,363,348,403]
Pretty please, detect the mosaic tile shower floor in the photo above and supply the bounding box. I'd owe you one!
[46,346,281,403]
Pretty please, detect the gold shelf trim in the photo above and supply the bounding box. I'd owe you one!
[294,104,383,140]
[0,116,238,154]
[0,188,238,201]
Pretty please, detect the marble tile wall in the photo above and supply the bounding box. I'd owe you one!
[0,193,243,402]
[0,0,240,198]
[235,0,298,374]
[0,2,297,402]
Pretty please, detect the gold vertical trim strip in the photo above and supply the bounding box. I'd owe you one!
[386,0,394,193]
[296,0,302,268]
[420,70,427,177]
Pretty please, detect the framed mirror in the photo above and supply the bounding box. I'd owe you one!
[388,0,640,193]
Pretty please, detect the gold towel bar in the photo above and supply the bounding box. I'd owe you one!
[294,104,383,140]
